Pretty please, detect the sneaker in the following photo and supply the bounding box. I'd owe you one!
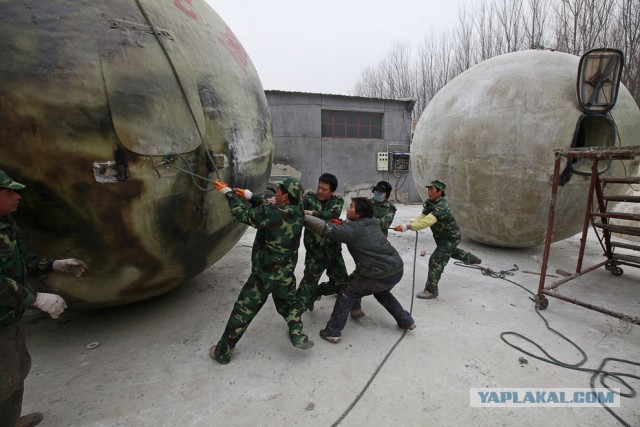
[416,289,438,299]
[293,338,314,350]
[319,329,340,343]
[398,322,416,330]
[350,308,365,319]
[209,344,217,360]
[208,344,230,365]
[469,257,482,265]
[16,413,44,427]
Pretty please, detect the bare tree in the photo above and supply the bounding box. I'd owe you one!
[474,1,503,60]
[413,30,457,116]
[353,0,640,114]
[552,0,616,54]
[495,0,526,52]
[352,42,415,100]
[353,66,387,98]
[613,0,640,101]
[454,5,477,72]
[524,0,552,48]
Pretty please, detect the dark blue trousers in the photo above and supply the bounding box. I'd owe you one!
[325,271,413,337]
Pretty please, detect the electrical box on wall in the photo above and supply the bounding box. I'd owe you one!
[389,152,410,171]
[377,152,389,171]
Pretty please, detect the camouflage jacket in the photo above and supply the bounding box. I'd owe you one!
[225,192,303,287]
[421,197,461,241]
[372,200,397,237]
[1,215,53,326]
[302,192,343,256]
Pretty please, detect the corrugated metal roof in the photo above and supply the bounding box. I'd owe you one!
[264,89,417,110]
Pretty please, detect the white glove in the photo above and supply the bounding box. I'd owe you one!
[52,259,87,277]
[34,293,67,319]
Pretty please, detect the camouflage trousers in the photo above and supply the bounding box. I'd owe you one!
[296,253,348,313]
[213,272,307,364]
[0,321,31,427]
[425,238,480,295]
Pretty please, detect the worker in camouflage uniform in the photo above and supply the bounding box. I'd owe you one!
[209,177,313,365]
[348,181,397,319]
[0,170,87,427]
[371,181,397,238]
[394,180,481,299]
[296,173,348,313]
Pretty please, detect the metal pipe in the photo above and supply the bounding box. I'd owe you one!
[577,160,598,272]
[540,289,640,325]
[537,155,562,295]
[544,261,608,290]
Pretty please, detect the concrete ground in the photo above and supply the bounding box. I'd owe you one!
[21,204,640,426]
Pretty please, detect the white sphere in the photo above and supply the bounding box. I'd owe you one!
[411,50,640,247]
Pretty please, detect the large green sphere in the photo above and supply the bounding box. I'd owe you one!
[0,0,273,307]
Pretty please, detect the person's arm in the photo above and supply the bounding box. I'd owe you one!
[0,275,36,309]
[312,196,343,220]
[1,223,76,321]
[304,215,356,244]
[1,222,40,309]
[12,221,54,276]
[230,194,279,229]
[303,215,327,236]
[376,204,396,232]
[394,213,437,232]
[215,179,279,229]
[0,275,36,325]
[409,213,437,231]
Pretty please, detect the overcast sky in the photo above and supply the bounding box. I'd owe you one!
[206,0,479,95]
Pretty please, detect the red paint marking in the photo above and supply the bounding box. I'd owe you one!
[174,0,197,20]
[218,26,249,73]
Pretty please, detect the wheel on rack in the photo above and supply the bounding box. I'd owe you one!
[611,266,624,276]
[535,295,549,310]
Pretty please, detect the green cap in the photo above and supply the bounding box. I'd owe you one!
[0,170,26,190]
[427,180,446,192]
[281,176,303,201]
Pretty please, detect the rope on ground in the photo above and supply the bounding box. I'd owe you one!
[454,261,639,426]
[331,231,418,427]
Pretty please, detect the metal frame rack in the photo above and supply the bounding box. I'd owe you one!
[536,146,640,325]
